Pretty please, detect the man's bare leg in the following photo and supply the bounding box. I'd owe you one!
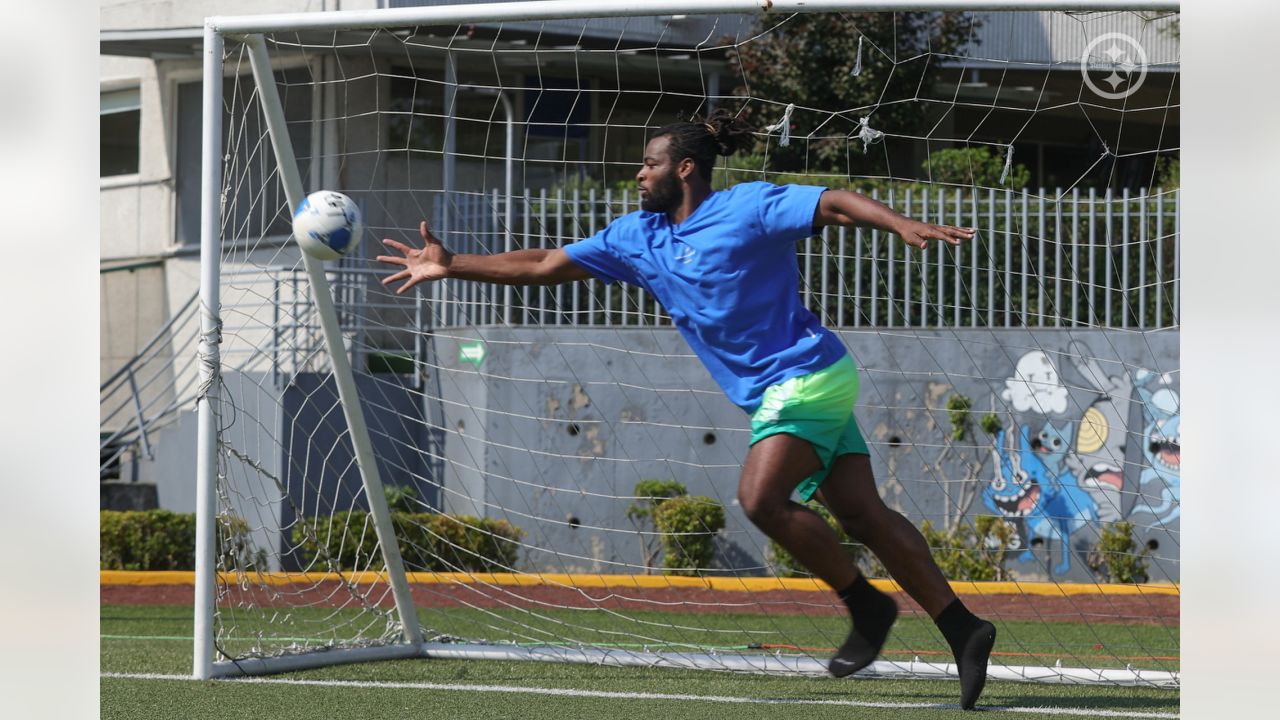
[813,454,957,617]
[737,433,854,591]
[816,453,996,710]
[737,434,897,677]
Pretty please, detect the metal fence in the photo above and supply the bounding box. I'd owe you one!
[430,185,1180,331]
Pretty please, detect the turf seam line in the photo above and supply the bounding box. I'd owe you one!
[100,672,1178,718]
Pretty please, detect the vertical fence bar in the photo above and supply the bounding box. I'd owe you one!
[821,226,832,325]
[911,189,921,326]
[556,190,565,325]
[621,189,633,326]
[987,187,995,328]
[491,189,501,325]
[1155,189,1164,327]
[1139,188,1148,328]
[841,225,850,327]
[1053,189,1062,327]
[968,189,978,327]
[905,188,915,326]
[1173,188,1180,325]
[954,188,963,327]
[1037,189,1046,327]
[803,234,814,313]
[935,187,944,326]
[1004,188,1012,327]
[538,188,548,325]
[1088,187,1097,326]
[571,189,581,324]
[587,188,598,324]
[603,188,614,326]
[1020,189,1029,326]
[920,189,930,325]
[1105,187,1113,327]
[1070,188,1079,327]
[1121,187,1131,328]
[880,188,891,326]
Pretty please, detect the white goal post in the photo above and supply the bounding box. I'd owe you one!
[194,0,1181,689]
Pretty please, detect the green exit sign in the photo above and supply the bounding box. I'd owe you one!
[458,341,487,367]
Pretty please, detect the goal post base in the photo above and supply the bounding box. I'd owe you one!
[210,643,422,678]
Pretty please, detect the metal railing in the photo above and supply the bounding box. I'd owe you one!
[100,291,202,480]
[431,185,1180,330]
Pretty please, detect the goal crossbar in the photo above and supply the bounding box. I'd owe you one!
[208,0,1179,35]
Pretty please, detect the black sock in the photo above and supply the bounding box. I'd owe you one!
[828,575,897,678]
[935,599,996,710]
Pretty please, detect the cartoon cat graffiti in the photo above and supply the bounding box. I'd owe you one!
[1066,341,1134,523]
[1129,371,1180,525]
[984,425,1098,576]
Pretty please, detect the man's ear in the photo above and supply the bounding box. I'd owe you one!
[677,157,697,181]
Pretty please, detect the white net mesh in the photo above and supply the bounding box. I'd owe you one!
[205,7,1178,685]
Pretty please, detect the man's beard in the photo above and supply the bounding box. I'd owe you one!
[640,172,681,213]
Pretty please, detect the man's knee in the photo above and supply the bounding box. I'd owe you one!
[737,487,775,526]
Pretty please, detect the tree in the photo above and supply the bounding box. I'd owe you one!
[726,12,979,175]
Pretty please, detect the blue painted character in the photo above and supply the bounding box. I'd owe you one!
[983,427,1049,566]
[985,425,1098,576]
[1129,372,1180,525]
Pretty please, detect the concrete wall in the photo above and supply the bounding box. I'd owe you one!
[435,327,1180,582]
[135,324,1179,583]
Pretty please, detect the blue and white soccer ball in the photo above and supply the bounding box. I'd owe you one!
[292,190,362,260]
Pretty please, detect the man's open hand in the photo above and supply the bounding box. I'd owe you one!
[895,220,976,251]
[377,221,452,294]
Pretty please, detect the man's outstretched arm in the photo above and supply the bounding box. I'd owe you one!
[378,221,591,294]
[813,189,976,250]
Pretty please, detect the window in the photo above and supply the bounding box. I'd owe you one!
[175,71,312,245]
[101,87,140,177]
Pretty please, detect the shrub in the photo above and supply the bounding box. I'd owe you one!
[979,413,1003,436]
[626,479,688,523]
[1086,521,1150,584]
[100,510,262,571]
[384,484,422,513]
[946,393,973,442]
[627,479,690,571]
[920,516,1017,581]
[100,510,197,570]
[293,512,524,573]
[768,502,883,578]
[652,495,725,576]
[921,146,1030,188]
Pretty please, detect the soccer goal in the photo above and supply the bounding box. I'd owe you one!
[192,0,1180,689]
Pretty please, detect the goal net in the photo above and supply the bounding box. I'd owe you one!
[194,1,1180,688]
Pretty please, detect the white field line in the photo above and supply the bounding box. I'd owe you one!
[101,672,1178,718]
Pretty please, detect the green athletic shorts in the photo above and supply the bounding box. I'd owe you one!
[749,354,869,501]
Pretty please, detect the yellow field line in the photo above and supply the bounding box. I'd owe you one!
[100,570,1179,596]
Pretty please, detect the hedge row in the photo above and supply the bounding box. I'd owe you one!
[100,510,197,571]
[101,509,523,573]
[292,511,523,572]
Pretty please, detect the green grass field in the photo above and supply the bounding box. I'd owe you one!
[101,604,1179,719]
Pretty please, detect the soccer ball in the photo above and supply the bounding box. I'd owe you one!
[292,190,362,260]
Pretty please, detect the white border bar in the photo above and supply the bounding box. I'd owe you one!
[420,643,1180,688]
[192,23,223,682]
[211,0,1178,34]
[211,640,1179,688]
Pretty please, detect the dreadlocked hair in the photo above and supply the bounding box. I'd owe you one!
[652,108,754,182]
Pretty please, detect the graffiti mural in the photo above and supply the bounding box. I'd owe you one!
[969,344,1178,580]
[1068,341,1136,524]
[1129,371,1181,526]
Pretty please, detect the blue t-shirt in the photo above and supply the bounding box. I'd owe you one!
[563,182,847,413]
